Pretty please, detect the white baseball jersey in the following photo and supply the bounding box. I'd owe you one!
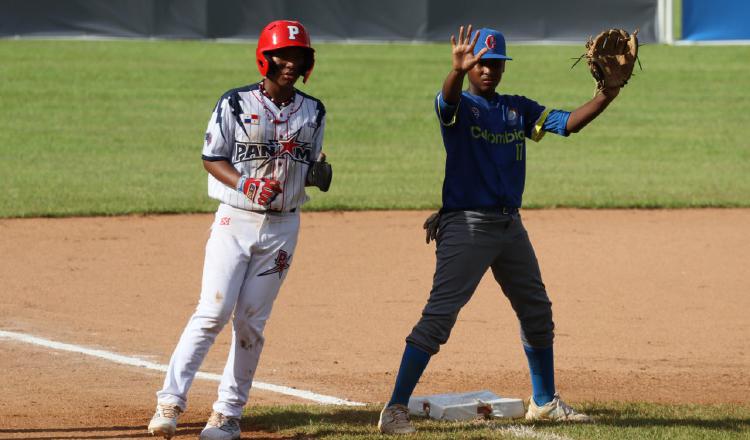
[202,83,326,212]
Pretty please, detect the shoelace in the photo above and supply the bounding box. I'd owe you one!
[553,397,576,417]
[220,418,240,433]
[208,412,240,432]
[391,405,411,424]
[158,405,180,419]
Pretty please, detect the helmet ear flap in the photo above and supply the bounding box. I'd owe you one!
[264,53,278,78]
[303,49,315,81]
[256,55,266,76]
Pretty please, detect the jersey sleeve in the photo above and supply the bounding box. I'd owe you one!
[540,110,570,137]
[311,105,326,159]
[435,92,460,127]
[517,96,571,142]
[201,95,235,161]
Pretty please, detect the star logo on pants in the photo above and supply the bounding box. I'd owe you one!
[258,249,292,279]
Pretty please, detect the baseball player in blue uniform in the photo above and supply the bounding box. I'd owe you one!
[147,20,331,440]
[378,25,622,434]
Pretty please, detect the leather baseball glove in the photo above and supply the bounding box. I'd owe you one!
[584,28,639,91]
[305,153,332,192]
[423,211,440,244]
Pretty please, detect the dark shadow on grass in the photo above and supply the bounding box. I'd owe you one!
[249,407,381,435]
[0,420,291,440]
[240,417,315,440]
[248,407,517,437]
[248,406,750,438]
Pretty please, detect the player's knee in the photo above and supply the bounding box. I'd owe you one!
[519,301,555,348]
[191,313,230,335]
[234,316,267,349]
[195,296,235,324]
[405,334,440,355]
[406,319,456,355]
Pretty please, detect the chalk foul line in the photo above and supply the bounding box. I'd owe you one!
[495,425,574,440]
[0,330,365,406]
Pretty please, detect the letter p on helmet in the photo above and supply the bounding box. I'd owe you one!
[288,26,300,39]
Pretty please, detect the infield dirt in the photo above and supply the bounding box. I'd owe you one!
[1,210,748,439]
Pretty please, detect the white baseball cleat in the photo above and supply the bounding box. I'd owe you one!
[525,393,593,422]
[148,403,182,438]
[199,411,241,440]
[378,403,416,434]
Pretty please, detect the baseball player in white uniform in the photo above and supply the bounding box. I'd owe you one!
[148,20,331,440]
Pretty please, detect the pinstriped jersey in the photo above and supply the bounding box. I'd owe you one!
[201,83,325,212]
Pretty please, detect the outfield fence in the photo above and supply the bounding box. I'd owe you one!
[0,0,663,43]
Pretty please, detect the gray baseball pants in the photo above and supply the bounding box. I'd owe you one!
[406,210,554,355]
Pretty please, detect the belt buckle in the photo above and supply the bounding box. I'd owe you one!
[501,207,510,215]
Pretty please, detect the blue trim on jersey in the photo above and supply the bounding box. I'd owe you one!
[295,88,323,104]
[228,87,254,138]
[202,154,231,162]
[315,100,326,127]
[436,93,459,127]
[213,84,260,136]
[436,91,567,210]
[216,84,259,109]
[296,89,326,126]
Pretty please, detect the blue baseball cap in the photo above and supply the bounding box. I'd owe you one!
[473,28,512,60]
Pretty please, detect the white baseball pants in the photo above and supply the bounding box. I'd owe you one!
[156,203,300,418]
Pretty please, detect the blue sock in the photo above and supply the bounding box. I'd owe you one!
[523,344,555,406]
[387,344,431,406]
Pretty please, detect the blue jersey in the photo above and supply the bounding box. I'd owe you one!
[436,91,570,211]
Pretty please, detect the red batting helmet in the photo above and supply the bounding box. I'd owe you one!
[256,20,315,83]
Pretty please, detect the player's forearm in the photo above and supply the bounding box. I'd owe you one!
[565,88,619,133]
[203,159,241,188]
[442,70,466,105]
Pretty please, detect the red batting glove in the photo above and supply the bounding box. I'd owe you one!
[237,176,282,207]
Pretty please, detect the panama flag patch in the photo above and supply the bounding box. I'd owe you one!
[242,114,260,125]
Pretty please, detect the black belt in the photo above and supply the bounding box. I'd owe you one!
[478,207,518,215]
[441,207,518,215]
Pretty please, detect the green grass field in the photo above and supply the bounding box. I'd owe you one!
[1,39,749,216]
[244,403,750,439]
[2,35,749,440]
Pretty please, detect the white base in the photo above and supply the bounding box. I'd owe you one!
[408,390,525,421]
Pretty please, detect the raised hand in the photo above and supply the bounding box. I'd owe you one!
[450,24,488,73]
